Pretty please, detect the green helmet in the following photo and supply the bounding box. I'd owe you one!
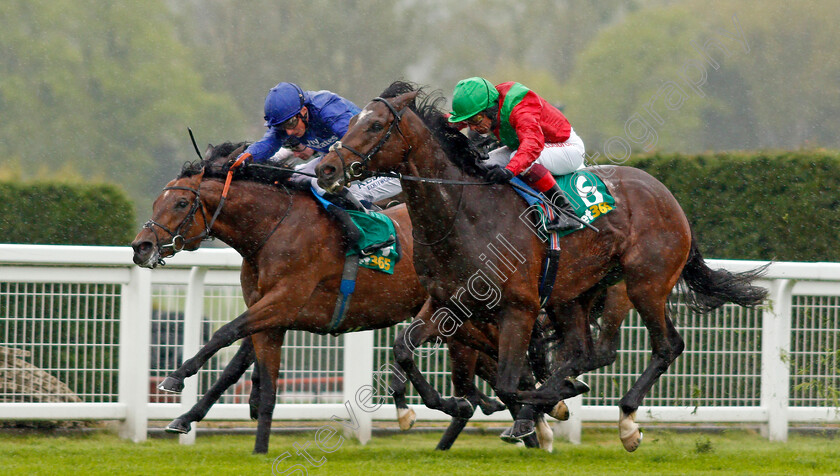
[448,77,499,123]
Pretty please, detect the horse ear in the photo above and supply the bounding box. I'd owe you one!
[231,144,247,157]
[204,144,214,159]
[393,90,420,110]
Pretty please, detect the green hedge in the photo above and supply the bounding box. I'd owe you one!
[626,150,840,262]
[0,182,135,245]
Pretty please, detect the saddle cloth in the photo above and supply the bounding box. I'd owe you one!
[346,210,400,274]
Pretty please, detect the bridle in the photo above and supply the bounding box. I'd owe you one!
[329,97,413,182]
[142,182,218,263]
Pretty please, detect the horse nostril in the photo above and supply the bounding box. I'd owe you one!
[323,165,336,177]
[132,240,152,255]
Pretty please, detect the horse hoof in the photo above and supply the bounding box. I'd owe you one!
[499,426,522,444]
[622,430,643,452]
[566,376,590,395]
[499,420,536,443]
[549,400,570,421]
[535,416,554,453]
[479,397,506,415]
[158,376,184,394]
[619,411,643,452]
[397,407,416,431]
[165,418,191,434]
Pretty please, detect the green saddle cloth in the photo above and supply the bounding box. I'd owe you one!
[346,210,400,274]
[548,169,616,237]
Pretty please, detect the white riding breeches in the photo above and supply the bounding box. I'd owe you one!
[347,176,403,204]
[293,156,402,203]
[486,127,586,176]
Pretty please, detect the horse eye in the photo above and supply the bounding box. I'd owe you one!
[369,122,384,132]
[176,199,189,209]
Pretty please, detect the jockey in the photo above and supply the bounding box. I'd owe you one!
[448,77,584,232]
[235,82,401,249]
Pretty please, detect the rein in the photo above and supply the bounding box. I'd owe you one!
[327,96,598,234]
[410,176,466,247]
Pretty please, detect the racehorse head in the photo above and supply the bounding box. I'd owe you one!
[316,88,420,193]
[317,81,487,193]
[131,143,247,268]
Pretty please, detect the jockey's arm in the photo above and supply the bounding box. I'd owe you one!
[505,99,546,176]
[242,128,287,163]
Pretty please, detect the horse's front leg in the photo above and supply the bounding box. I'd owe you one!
[493,306,544,441]
[159,282,314,393]
[392,300,475,420]
[515,300,592,426]
[435,339,484,451]
[165,337,256,434]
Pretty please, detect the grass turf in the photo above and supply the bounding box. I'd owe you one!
[1,427,839,475]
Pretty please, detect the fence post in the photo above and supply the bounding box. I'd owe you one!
[342,330,375,444]
[179,266,207,445]
[761,279,793,441]
[119,266,152,442]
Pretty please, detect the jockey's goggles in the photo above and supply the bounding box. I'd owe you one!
[464,113,484,126]
[279,113,302,130]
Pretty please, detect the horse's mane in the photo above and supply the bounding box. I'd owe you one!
[379,81,488,177]
[178,141,297,187]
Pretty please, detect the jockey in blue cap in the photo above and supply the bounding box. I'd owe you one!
[235,82,401,250]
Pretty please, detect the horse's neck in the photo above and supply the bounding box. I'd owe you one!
[200,180,296,257]
[402,127,473,246]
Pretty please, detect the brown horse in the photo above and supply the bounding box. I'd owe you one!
[131,142,549,453]
[316,82,767,451]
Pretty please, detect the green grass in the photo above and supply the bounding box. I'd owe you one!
[1,427,839,475]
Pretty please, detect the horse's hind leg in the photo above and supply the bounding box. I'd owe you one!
[165,337,256,434]
[590,283,634,369]
[250,329,287,454]
[617,271,685,451]
[388,361,415,431]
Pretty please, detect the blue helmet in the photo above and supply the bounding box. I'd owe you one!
[263,82,305,127]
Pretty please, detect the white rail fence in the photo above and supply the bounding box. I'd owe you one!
[0,244,838,445]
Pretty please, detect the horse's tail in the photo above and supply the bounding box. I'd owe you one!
[679,231,769,313]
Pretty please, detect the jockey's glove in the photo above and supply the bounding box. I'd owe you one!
[231,152,252,169]
[486,165,515,184]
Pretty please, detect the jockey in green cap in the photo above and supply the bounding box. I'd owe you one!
[449,77,586,232]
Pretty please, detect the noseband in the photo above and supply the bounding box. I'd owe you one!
[143,184,216,261]
[330,97,412,181]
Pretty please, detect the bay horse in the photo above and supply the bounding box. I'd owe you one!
[131,142,553,452]
[315,82,768,451]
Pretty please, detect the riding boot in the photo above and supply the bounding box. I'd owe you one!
[543,184,581,232]
[324,189,395,255]
[336,187,370,214]
[323,202,362,251]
